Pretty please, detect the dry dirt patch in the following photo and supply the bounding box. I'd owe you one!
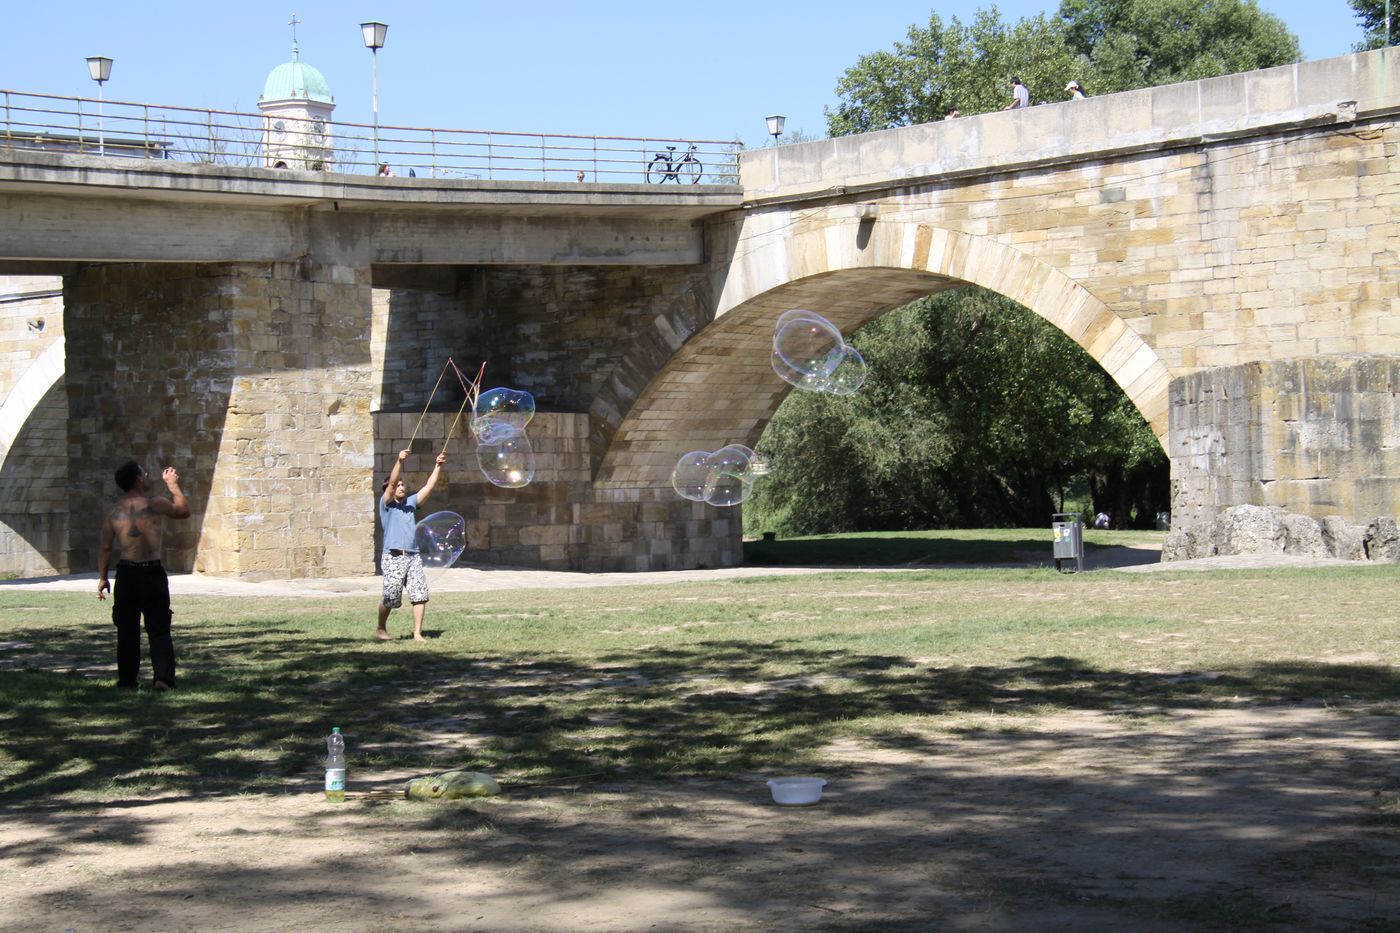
[3,705,1398,931]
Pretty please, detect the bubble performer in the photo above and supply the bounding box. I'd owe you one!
[376,448,447,642]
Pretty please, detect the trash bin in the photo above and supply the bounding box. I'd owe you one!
[1051,513,1083,573]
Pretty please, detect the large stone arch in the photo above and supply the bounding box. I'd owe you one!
[597,220,1171,488]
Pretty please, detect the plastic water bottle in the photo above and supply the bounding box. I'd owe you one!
[325,727,346,802]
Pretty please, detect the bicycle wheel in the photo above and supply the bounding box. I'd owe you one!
[646,155,670,184]
[681,157,704,184]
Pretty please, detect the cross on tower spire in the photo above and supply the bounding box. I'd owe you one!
[289,12,301,55]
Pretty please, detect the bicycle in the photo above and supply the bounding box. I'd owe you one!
[647,144,703,184]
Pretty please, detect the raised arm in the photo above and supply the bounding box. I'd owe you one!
[416,452,447,505]
[382,448,409,505]
[148,466,191,520]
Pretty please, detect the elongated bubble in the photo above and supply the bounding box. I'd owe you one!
[477,428,535,488]
[772,310,844,392]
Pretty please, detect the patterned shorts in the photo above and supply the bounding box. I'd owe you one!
[381,552,429,608]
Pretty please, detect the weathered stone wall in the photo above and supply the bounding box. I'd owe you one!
[371,409,741,572]
[0,379,69,575]
[0,276,63,400]
[1168,356,1400,529]
[65,260,376,579]
[374,265,710,415]
[0,276,68,575]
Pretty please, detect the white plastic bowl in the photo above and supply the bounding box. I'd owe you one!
[767,776,826,805]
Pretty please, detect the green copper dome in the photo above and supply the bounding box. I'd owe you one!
[261,49,333,105]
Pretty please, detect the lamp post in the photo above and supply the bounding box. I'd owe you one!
[360,21,388,170]
[86,56,113,156]
[765,114,786,146]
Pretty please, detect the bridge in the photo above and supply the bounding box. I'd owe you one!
[0,47,1396,577]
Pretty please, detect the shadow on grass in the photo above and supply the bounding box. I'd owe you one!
[3,613,1398,807]
[742,533,1147,567]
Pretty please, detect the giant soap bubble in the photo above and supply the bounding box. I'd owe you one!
[771,309,867,395]
[671,444,768,507]
[472,387,535,445]
[414,511,467,575]
[477,428,535,488]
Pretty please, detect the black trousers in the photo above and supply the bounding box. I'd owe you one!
[112,561,175,686]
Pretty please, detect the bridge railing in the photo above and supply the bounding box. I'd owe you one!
[0,89,741,185]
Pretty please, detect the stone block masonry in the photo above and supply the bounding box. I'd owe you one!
[1169,356,1400,529]
[64,260,376,580]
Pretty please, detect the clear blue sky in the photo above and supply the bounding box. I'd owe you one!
[0,0,1371,148]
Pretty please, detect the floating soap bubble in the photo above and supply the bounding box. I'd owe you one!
[671,450,712,502]
[771,309,866,396]
[414,511,467,578]
[826,345,868,396]
[703,444,756,506]
[477,427,535,488]
[472,387,535,444]
[772,311,844,389]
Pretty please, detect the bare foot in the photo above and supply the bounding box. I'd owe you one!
[412,634,426,642]
[375,629,392,641]
[153,680,172,692]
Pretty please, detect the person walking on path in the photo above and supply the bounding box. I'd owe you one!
[1065,80,1087,100]
[97,462,191,691]
[1003,77,1030,110]
[377,448,446,641]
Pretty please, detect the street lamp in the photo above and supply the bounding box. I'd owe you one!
[360,21,388,170]
[86,56,113,156]
[765,114,786,146]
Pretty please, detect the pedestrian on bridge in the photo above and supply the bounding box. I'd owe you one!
[1004,77,1030,110]
[1065,80,1087,100]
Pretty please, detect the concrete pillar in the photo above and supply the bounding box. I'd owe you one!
[65,259,375,579]
[1168,355,1400,529]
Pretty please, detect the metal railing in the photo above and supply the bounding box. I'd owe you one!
[0,89,742,185]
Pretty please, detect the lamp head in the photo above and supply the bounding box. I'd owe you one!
[765,114,786,139]
[86,56,113,84]
[360,22,389,50]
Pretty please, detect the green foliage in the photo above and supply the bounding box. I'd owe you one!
[1349,0,1398,49]
[826,9,1078,132]
[744,291,1168,537]
[1058,0,1302,91]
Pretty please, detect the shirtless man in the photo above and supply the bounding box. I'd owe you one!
[97,461,191,690]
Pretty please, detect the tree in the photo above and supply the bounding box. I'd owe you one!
[1058,0,1301,91]
[1349,0,1397,49]
[826,10,1077,133]
[745,292,1170,536]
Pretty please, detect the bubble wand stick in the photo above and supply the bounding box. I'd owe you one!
[405,358,455,454]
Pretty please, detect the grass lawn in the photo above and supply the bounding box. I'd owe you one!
[2,560,1397,805]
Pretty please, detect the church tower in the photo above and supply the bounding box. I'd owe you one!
[259,21,335,170]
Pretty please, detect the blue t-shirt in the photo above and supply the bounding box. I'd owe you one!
[379,493,419,553]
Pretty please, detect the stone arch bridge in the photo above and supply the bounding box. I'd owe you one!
[0,48,1396,577]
